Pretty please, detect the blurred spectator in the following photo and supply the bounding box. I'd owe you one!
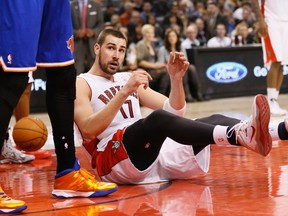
[119,1,135,27]
[181,23,201,49]
[162,2,184,35]
[189,1,206,22]
[217,0,226,13]
[178,0,194,18]
[223,8,236,36]
[129,23,143,45]
[136,24,168,95]
[251,22,262,44]
[180,24,206,101]
[158,29,191,101]
[140,1,154,24]
[152,0,170,24]
[70,0,104,74]
[206,0,228,39]
[127,10,144,42]
[118,26,138,72]
[232,21,256,45]
[110,14,122,29]
[195,17,208,46]
[233,1,256,29]
[103,3,116,23]
[147,15,164,44]
[133,0,144,12]
[118,0,132,14]
[224,0,241,12]
[207,23,231,47]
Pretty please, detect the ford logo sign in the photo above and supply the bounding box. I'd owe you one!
[206,62,248,83]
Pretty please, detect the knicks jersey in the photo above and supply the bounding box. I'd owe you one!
[0,0,74,72]
[78,72,142,151]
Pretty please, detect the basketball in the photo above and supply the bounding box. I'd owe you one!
[12,116,48,151]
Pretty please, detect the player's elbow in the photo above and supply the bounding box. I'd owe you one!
[80,127,98,140]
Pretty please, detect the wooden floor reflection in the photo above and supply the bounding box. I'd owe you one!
[2,95,288,215]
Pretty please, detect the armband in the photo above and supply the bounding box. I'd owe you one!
[162,99,186,117]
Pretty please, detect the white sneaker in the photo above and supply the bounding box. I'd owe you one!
[269,99,287,116]
[0,138,35,164]
[234,94,272,156]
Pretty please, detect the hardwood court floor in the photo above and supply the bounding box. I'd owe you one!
[2,94,288,216]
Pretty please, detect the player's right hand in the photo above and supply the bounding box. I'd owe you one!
[124,70,152,94]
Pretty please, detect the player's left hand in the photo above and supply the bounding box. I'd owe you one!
[167,52,190,80]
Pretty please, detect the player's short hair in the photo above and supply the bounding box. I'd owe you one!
[96,28,128,46]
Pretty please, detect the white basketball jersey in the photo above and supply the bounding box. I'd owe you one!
[78,72,142,151]
[260,0,288,21]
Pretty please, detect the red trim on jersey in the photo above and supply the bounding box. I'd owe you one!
[263,34,277,64]
[83,129,129,176]
[82,138,99,169]
[261,1,277,64]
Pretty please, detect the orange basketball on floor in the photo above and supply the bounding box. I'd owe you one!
[12,116,48,151]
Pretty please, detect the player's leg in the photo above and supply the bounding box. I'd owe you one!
[41,0,117,198]
[12,79,51,159]
[267,62,286,116]
[0,70,35,164]
[123,94,271,170]
[14,83,32,121]
[46,66,117,198]
[45,66,77,172]
[263,19,287,116]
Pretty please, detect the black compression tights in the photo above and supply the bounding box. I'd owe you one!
[46,65,76,173]
[123,109,240,170]
[0,69,28,151]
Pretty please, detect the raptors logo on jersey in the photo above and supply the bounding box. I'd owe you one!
[112,140,121,153]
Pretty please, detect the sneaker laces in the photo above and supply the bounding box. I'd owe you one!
[0,191,12,202]
[79,169,110,187]
[227,120,248,145]
[79,168,97,181]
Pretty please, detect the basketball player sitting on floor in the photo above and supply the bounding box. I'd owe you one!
[74,28,288,184]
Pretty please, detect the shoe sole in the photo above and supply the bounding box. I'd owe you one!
[51,186,118,198]
[271,112,286,117]
[0,157,35,164]
[0,205,27,214]
[255,94,272,156]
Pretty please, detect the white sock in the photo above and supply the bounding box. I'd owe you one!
[275,90,280,99]
[267,88,277,101]
[269,122,280,141]
[213,125,229,145]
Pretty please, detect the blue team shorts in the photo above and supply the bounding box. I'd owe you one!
[0,0,74,72]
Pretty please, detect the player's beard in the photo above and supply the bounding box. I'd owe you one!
[98,52,119,75]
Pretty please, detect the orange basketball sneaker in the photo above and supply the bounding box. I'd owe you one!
[0,186,27,214]
[52,158,118,198]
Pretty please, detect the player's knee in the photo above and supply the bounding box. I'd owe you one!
[144,109,175,129]
[0,71,29,107]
